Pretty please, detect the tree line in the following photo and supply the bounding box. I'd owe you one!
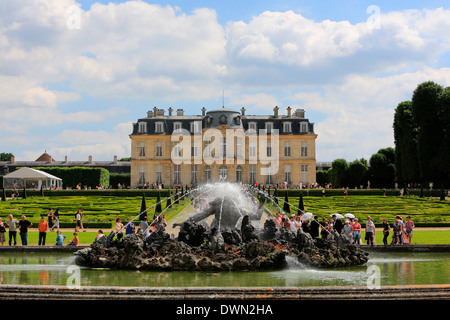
[318,81,449,189]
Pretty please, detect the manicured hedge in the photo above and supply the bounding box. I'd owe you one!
[110,174,131,188]
[33,166,110,188]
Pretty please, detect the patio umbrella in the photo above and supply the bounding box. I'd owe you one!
[344,213,355,219]
[301,212,313,221]
[331,213,344,219]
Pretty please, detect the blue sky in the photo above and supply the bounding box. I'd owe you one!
[1,0,450,163]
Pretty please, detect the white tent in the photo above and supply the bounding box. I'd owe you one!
[2,167,62,190]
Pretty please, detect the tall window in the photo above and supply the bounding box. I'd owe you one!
[138,142,146,157]
[191,165,198,184]
[284,165,292,184]
[301,165,308,185]
[284,141,291,157]
[155,165,162,184]
[205,166,211,183]
[190,121,200,133]
[249,165,256,184]
[138,165,145,185]
[220,137,226,158]
[156,142,162,157]
[266,141,272,157]
[249,141,257,157]
[301,142,308,157]
[174,165,181,185]
[191,146,198,157]
[236,165,242,183]
[265,166,273,184]
[236,137,243,160]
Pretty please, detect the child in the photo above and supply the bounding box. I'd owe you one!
[96,230,104,241]
[68,232,79,246]
[55,230,66,246]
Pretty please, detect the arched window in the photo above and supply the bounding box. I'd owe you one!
[236,165,242,182]
[219,165,228,181]
[219,115,227,124]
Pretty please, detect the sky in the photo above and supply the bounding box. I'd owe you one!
[1,0,450,162]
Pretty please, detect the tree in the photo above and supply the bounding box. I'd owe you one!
[139,194,147,220]
[316,169,330,187]
[411,81,449,185]
[0,153,13,161]
[330,159,349,188]
[283,192,290,213]
[393,101,419,186]
[368,148,396,188]
[347,159,369,188]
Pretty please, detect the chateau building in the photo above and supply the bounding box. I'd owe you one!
[129,106,317,188]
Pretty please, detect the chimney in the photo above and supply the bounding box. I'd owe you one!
[10,155,15,163]
[88,155,93,163]
[286,106,292,117]
[168,107,173,116]
[177,109,184,116]
[201,107,206,116]
[295,108,305,118]
[147,111,154,118]
[65,155,68,163]
[113,155,118,163]
[153,106,158,117]
[241,107,246,116]
[273,106,279,118]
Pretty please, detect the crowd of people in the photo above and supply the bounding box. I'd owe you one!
[272,211,416,246]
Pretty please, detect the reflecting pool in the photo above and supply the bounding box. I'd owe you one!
[0,252,448,287]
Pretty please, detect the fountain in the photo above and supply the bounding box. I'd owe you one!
[74,183,369,271]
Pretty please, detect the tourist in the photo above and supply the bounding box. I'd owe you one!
[38,215,49,245]
[95,230,104,241]
[332,215,343,234]
[391,216,403,245]
[294,215,302,230]
[309,216,320,239]
[55,230,66,245]
[114,217,124,240]
[405,216,415,244]
[50,215,60,232]
[301,218,310,233]
[139,216,149,235]
[352,218,361,245]
[274,212,283,227]
[68,232,79,246]
[125,218,135,235]
[320,218,329,239]
[343,220,353,242]
[75,208,85,232]
[18,215,32,246]
[282,216,291,231]
[289,215,297,233]
[6,214,18,246]
[365,216,375,246]
[0,218,6,246]
[47,208,54,229]
[382,219,390,246]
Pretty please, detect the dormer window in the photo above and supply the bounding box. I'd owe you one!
[265,122,273,134]
[173,122,182,132]
[301,122,308,133]
[283,122,292,133]
[219,115,227,124]
[248,122,257,133]
[138,122,147,133]
[155,121,164,133]
[190,121,201,133]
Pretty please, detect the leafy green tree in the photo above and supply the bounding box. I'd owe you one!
[330,159,349,188]
[316,169,330,187]
[347,159,369,188]
[0,153,13,161]
[393,101,419,186]
[368,148,396,188]
[411,81,449,185]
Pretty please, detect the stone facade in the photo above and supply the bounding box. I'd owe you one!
[129,106,317,188]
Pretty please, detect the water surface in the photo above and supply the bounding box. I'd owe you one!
[0,252,448,287]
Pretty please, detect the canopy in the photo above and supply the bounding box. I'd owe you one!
[2,167,62,189]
